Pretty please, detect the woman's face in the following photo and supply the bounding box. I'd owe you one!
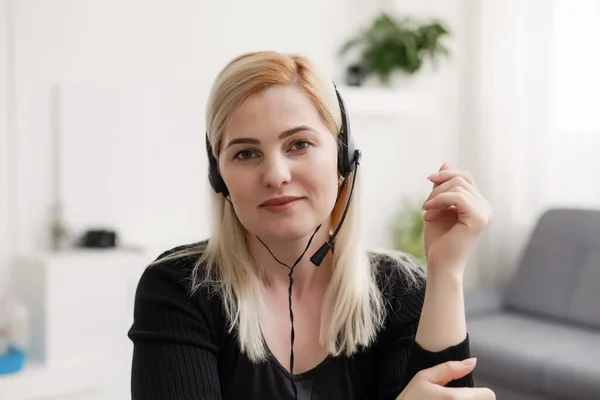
[218,84,340,242]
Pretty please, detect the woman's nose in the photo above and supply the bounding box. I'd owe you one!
[261,154,291,189]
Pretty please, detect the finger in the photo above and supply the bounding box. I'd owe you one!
[422,188,473,213]
[439,161,452,171]
[422,208,456,222]
[433,386,496,400]
[424,176,481,204]
[417,359,477,385]
[424,189,492,229]
[430,162,452,188]
[423,188,491,226]
[426,169,493,216]
[423,177,492,220]
[428,169,478,190]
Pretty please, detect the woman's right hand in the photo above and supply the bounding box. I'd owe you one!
[398,358,495,400]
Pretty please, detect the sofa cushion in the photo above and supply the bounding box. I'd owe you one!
[504,240,583,321]
[474,376,549,400]
[505,208,600,329]
[468,311,600,399]
[544,338,600,400]
[567,249,600,329]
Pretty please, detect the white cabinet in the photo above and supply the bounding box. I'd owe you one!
[0,249,153,400]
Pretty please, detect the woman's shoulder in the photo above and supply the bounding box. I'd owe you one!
[368,249,426,294]
[142,240,206,279]
[368,249,427,324]
[135,239,219,309]
[153,239,209,267]
[129,239,225,346]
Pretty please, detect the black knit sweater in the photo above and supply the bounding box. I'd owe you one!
[128,243,473,399]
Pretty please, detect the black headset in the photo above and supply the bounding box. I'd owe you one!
[205,83,360,197]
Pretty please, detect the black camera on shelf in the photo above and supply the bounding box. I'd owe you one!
[78,229,118,249]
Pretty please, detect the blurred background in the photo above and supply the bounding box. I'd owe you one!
[0,0,599,399]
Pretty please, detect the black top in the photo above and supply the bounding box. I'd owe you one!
[128,242,473,400]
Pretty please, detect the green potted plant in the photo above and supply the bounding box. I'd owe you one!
[390,197,426,266]
[339,12,450,86]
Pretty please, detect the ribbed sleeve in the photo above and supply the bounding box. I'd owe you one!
[128,253,222,400]
[402,334,472,387]
[372,260,473,400]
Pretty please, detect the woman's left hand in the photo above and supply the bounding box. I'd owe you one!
[422,162,493,277]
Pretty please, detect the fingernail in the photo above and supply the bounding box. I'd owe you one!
[427,172,439,180]
[462,357,477,367]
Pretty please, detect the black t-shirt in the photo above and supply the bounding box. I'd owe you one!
[128,242,473,400]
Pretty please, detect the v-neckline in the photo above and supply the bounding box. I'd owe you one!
[258,322,334,380]
[263,338,335,380]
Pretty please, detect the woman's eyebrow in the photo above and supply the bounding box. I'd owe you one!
[224,125,318,150]
[278,125,318,140]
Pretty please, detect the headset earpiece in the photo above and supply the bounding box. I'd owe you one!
[332,84,358,178]
[205,135,229,196]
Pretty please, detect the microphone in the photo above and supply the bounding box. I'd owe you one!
[310,150,361,267]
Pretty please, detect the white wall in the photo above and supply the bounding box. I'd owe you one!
[10,0,470,270]
[0,0,13,286]
[11,0,352,255]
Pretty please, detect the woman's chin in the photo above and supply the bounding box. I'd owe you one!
[257,222,322,243]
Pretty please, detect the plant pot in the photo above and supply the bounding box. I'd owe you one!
[344,64,368,87]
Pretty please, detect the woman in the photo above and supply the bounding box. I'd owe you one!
[128,51,495,400]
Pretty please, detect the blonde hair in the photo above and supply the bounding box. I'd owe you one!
[154,51,425,362]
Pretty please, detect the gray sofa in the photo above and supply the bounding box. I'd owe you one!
[465,208,600,400]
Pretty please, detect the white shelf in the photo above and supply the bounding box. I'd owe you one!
[3,250,151,399]
[336,85,426,117]
[19,247,153,265]
[0,359,111,400]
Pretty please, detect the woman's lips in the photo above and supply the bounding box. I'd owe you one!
[260,196,303,212]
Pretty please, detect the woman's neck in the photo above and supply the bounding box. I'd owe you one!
[248,225,334,295]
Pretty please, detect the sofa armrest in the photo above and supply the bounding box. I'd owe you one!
[464,286,506,318]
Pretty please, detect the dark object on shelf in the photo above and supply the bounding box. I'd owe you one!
[78,229,118,248]
[345,64,367,87]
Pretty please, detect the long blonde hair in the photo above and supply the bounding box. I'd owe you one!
[154,51,425,362]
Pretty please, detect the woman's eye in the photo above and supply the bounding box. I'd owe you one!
[292,140,310,151]
[234,150,255,160]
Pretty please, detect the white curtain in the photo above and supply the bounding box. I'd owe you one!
[545,0,600,207]
[468,0,600,285]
